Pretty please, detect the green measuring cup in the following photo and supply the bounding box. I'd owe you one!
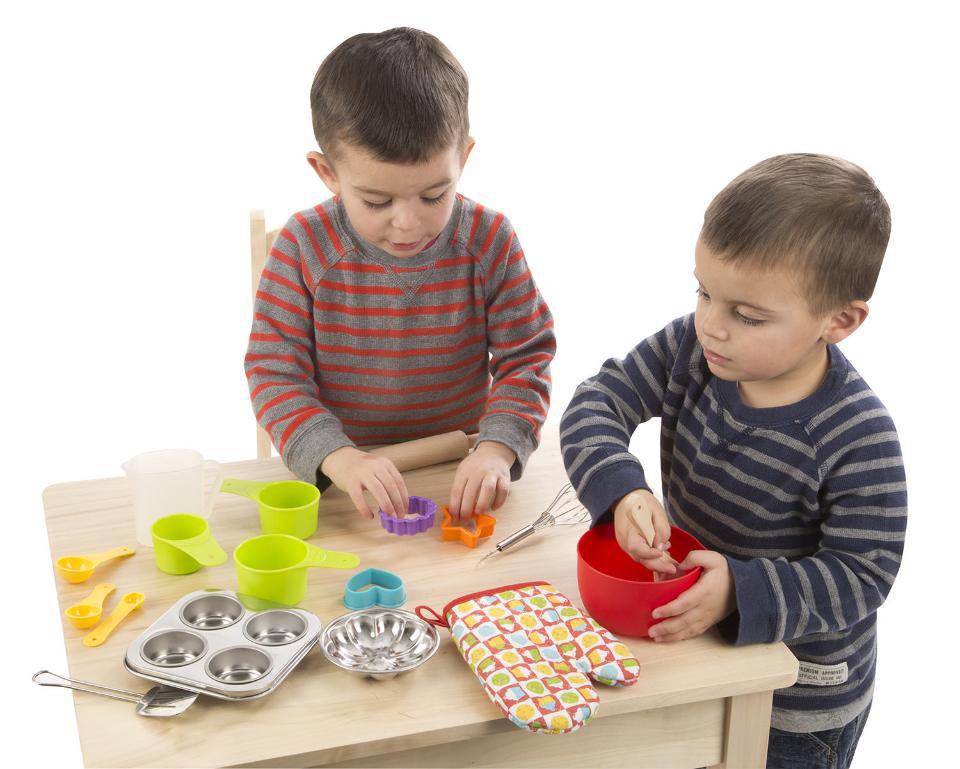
[233,534,359,605]
[220,478,320,539]
[151,514,228,575]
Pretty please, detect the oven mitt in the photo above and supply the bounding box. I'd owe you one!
[416,581,639,734]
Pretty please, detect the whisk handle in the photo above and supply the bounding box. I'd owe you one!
[495,524,538,552]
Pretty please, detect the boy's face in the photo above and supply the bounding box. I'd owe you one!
[307,140,474,259]
[693,239,864,386]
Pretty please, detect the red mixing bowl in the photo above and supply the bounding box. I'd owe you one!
[577,523,705,637]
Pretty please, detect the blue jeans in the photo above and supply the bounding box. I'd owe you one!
[766,704,871,769]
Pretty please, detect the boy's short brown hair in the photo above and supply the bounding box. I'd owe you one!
[310,27,469,164]
[700,153,891,315]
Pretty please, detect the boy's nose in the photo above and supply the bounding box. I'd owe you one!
[701,308,729,341]
[391,206,419,232]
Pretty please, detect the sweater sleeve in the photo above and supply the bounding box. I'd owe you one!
[244,219,354,486]
[718,407,907,645]
[475,212,556,479]
[560,316,690,524]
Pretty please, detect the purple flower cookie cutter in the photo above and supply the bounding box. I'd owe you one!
[378,496,437,536]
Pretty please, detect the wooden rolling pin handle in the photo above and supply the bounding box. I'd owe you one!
[368,431,474,473]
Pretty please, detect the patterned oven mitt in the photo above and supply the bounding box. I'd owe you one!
[415,581,639,734]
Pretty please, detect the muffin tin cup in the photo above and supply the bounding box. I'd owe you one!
[124,589,321,701]
[243,610,308,646]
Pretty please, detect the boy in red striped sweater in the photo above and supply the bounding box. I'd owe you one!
[245,28,555,521]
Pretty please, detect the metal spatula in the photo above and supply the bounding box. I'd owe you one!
[32,670,197,717]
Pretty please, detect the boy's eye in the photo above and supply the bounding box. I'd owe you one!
[421,192,447,206]
[362,199,391,210]
[696,287,710,301]
[735,311,764,326]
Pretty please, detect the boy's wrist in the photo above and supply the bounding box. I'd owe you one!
[613,488,655,510]
[474,440,516,466]
[577,460,651,527]
[320,445,363,479]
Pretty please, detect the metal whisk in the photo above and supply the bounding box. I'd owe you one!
[477,484,591,566]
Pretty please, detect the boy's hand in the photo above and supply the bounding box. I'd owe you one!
[613,489,676,577]
[448,441,515,520]
[320,446,409,519]
[647,551,735,642]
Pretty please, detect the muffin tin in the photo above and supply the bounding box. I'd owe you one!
[124,590,321,700]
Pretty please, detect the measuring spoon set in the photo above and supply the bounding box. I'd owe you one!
[64,583,146,646]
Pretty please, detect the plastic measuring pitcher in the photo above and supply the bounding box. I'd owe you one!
[233,534,359,605]
[123,450,222,547]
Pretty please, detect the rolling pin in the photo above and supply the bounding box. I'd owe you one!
[367,431,477,473]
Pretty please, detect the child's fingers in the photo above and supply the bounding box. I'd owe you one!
[387,464,409,514]
[492,477,509,511]
[649,609,703,642]
[448,469,467,517]
[364,475,395,517]
[473,474,498,514]
[347,483,373,519]
[378,470,407,520]
[642,556,677,576]
[679,549,722,571]
[652,514,672,550]
[457,475,481,520]
[623,530,668,563]
[652,582,705,620]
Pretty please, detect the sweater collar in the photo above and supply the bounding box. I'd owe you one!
[715,344,849,426]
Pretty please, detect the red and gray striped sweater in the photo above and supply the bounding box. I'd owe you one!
[245,194,556,486]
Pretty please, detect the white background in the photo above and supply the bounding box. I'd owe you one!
[4,1,956,766]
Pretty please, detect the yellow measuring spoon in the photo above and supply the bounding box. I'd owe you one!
[83,592,145,647]
[55,546,135,584]
[65,583,115,629]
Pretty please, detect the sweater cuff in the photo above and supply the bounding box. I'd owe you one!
[579,460,650,527]
[478,414,539,480]
[282,418,356,490]
[718,555,778,646]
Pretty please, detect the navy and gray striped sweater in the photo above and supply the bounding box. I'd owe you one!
[560,314,906,732]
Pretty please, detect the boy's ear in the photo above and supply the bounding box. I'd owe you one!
[821,301,869,345]
[306,151,340,195]
[459,137,476,170]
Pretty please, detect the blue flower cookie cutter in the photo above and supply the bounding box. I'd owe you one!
[343,568,406,610]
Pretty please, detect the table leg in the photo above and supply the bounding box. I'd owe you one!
[708,690,773,769]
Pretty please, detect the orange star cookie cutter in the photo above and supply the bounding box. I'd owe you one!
[440,506,496,548]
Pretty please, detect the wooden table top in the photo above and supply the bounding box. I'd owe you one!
[42,428,797,768]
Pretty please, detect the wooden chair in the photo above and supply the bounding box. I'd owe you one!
[250,210,281,459]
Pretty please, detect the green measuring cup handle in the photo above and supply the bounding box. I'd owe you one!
[220,478,270,500]
[175,537,228,567]
[304,544,360,570]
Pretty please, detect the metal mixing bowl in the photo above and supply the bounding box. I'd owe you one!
[319,609,440,679]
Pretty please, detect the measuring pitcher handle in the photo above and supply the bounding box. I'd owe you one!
[202,460,222,517]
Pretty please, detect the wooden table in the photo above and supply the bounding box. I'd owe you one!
[42,430,797,768]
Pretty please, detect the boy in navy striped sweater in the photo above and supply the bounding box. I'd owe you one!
[246,28,554,521]
[561,154,905,768]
